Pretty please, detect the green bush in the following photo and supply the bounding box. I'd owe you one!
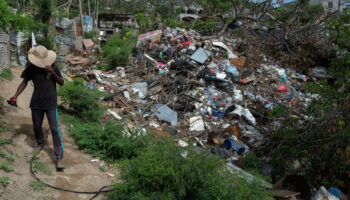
[0,0,34,31]
[190,19,216,33]
[57,78,106,122]
[34,0,53,23]
[109,138,273,200]
[102,29,137,71]
[243,152,263,171]
[85,30,98,39]
[0,68,12,80]
[61,114,152,161]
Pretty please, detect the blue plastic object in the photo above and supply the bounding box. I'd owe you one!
[226,66,239,77]
[212,110,225,119]
[223,139,248,154]
[328,187,341,199]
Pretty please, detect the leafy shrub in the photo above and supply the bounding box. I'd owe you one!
[135,12,149,32]
[58,78,106,122]
[36,35,55,50]
[109,138,273,200]
[0,0,34,31]
[102,28,137,71]
[34,0,53,23]
[61,114,152,161]
[243,152,263,171]
[85,30,98,39]
[0,68,12,80]
[190,19,216,33]
[268,106,285,119]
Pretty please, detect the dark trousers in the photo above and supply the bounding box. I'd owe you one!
[31,108,64,159]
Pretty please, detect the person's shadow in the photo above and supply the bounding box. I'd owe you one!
[15,124,57,165]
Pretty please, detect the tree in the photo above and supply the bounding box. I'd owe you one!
[0,0,33,31]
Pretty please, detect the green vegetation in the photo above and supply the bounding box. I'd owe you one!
[0,122,14,173]
[33,0,55,49]
[190,19,216,33]
[243,152,263,171]
[327,9,350,51]
[0,177,9,187]
[0,68,12,80]
[84,30,98,39]
[268,106,285,119]
[0,162,13,172]
[0,121,10,133]
[58,78,106,122]
[0,138,13,146]
[60,114,152,161]
[58,79,272,199]
[33,157,52,176]
[109,137,273,200]
[102,28,138,71]
[135,12,150,32]
[99,165,107,172]
[0,151,14,162]
[34,0,53,23]
[29,180,46,192]
[257,9,350,191]
[0,0,34,31]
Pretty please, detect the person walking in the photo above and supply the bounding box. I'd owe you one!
[10,45,65,169]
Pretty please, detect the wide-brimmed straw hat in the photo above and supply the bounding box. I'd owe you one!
[28,45,56,68]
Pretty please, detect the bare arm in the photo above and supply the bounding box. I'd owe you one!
[45,65,64,86]
[51,71,64,86]
[13,80,28,100]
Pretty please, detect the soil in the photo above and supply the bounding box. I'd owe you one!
[0,66,114,200]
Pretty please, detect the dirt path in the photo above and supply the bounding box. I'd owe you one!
[0,66,112,200]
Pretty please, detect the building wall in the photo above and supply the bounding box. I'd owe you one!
[309,0,343,11]
[0,28,10,73]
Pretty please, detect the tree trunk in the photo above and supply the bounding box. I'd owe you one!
[66,0,73,17]
[96,0,99,29]
[79,0,85,38]
[88,0,91,17]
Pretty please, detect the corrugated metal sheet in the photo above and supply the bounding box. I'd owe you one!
[0,28,10,73]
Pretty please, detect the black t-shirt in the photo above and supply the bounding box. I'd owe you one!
[21,63,63,110]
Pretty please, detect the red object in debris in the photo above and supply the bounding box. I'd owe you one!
[103,115,110,119]
[278,85,288,94]
[289,100,297,105]
[240,77,255,84]
[183,41,192,46]
[104,70,113,74]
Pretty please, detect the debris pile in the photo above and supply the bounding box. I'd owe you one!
[60,26,346,199]
[63,27,320,161]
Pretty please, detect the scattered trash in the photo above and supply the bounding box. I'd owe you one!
[227,163,272,189]
[191,48,211,64]
[314,186,339,200]
[311,67,333,79]
[223,138,248,154]
[105,172,115,177]
[151,104,178,125]
[230,57,246,69]
[190,116,205,131]
[108,109,122,120]
[58,26,315,185]
[328,187,342,200]
[130,82,148,99]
